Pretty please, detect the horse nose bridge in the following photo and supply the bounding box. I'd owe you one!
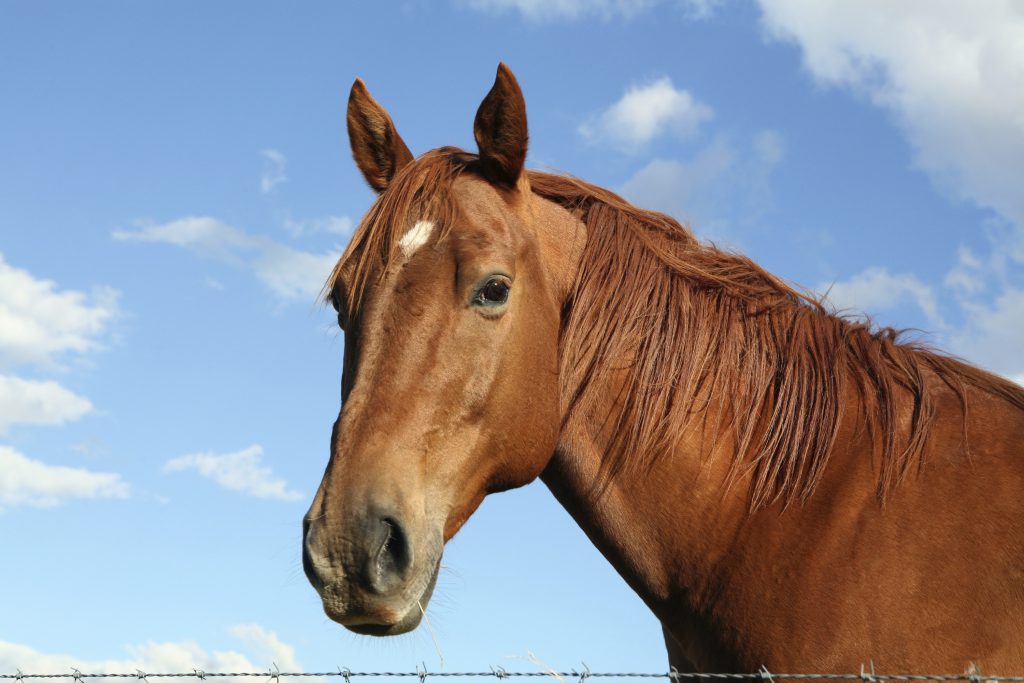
[328,406,435,493]
[335,331,452,441]
[316,442,430,533]
[331,396,419,466]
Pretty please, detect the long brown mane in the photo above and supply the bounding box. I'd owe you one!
[329,148,1024,510]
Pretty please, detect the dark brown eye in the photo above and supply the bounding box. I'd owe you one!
[473,278,510,307]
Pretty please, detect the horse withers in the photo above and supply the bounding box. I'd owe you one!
[302,64,1024,671]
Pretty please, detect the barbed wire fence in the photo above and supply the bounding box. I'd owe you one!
[3,669,1023,682]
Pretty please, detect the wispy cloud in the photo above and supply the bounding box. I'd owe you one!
[944,224,1024,377]
[620,144,734,222]
[816,266,944,328]
[282,214,354,240]
[228,624,302,673]
[259,149,287,194]
[814,224,1024,381]
[0,445,129,509]
[758,1,1024,383]
[113,217,341,301]
[0,625,303,676]
[163,444,303,501]
[618,130,785,236]
[579,77,713,152]
[952,285,1024,379]
[460,0,720,22]
[0,253,119,369]
[758,0,1024,234]
[0,374,92,435]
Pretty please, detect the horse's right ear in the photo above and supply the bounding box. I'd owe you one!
[474,63,528,188]
[347,78,414,194]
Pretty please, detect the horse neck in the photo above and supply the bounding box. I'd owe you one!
[541,380,752,627]
[539,245,879,636]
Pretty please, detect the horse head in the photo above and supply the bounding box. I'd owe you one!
[302,64,584,635]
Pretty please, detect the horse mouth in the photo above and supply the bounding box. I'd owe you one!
[333,556,441,637]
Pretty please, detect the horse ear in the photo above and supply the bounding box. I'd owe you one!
[474,63,528,188]
[347,78,414,194]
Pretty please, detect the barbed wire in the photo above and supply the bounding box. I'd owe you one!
[3,671,1023,682]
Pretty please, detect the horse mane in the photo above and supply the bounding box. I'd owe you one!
[329,149,1024,510]
[530,172,1024,509]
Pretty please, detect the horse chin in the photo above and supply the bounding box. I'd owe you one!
[340,556,441,637]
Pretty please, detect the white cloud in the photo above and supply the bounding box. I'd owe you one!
[757,2,1024,383]
[113,217,341,301]
[460,0,720,22]
[260,149,287,194]
[0,258,115,490]
[0,625,303,676]
[0,254,119,369]
[250,247,342,301]
[757,0,1024,233]
[113,216,251,260]
[0,375,92,435]
[938,221,1024,379]
[944,245,986,295]
[227,625,301,674]
[163,444,303,502]
[951,285,1024,380]
[579,77,714,151]
[818,258,1024,381]
[816,266,943,327]
[0,445,129,509]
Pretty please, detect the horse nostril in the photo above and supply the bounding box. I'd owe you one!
[374,516,411,589]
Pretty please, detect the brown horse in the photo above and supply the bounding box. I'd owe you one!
[302,64,1024,672]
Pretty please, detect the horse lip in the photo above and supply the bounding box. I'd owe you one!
[345,622,403,637]
[333,556,441,636]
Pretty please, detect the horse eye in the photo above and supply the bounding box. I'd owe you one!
[474,278,510,307]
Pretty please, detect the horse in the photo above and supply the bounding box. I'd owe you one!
[301,64,1024,672]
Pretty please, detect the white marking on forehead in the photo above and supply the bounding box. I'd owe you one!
[398,220,435,257]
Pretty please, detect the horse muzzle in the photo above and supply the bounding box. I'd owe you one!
[303,508,442,636]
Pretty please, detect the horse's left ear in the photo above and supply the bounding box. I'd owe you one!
[347,78,414,194]
[474,63,528,188]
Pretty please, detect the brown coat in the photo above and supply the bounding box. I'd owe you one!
[302,64,1024,672]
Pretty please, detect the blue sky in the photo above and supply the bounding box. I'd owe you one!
[2,0,1023,675]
